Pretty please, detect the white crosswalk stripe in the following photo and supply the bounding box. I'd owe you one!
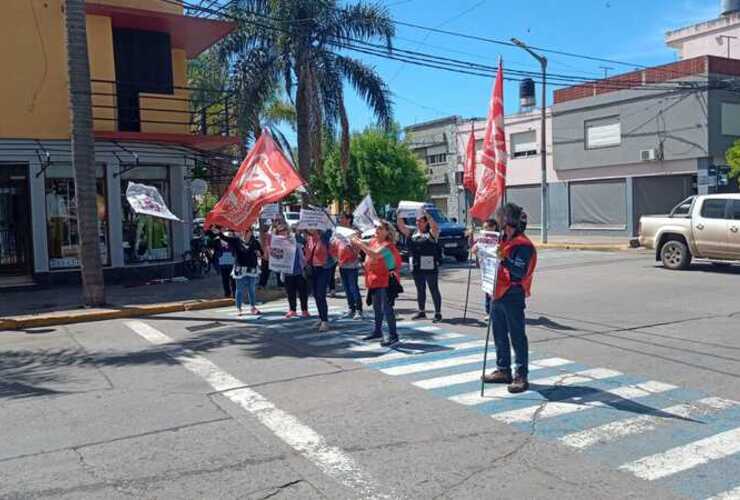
[448,368,622,406]
[492,381,677,424]
[353,339,484,364]
[560,397,738,449]
[347,332,467,357]
[378,353,484,376]
[413,358,572,390]
[707,486,740,500]
[619,427,740,480]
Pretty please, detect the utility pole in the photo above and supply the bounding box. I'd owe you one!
[599,66,614,78]
[511,38,548,244]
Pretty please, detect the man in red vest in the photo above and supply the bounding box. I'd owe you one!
[482,203,538,394]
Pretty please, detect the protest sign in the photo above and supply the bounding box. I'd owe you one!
[476,231,500,295]
[126,182,181,222]
[397,200,426,221]
[297,208,333,230]
[260,203,280,220]
[268,235,297,274]
[353,194,379,232]
[333,226,358,242]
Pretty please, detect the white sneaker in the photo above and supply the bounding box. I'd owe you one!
[318,321,331,332]
[341,310,355,319]
[353,311,365,320]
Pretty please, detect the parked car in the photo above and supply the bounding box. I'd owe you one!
[387,204,469,262]
[638,194,740,270]
[284,211,300,229]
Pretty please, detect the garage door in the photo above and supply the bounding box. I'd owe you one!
[507,185,541,226]
[632,175,695,235]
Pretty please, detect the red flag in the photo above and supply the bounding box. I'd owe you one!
[470,60,507,221]
[206,131,304,231]
[462,123,477,193]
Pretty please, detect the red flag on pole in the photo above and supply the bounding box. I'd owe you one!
[206,130,304,231]
[462,123,477,193]
[470,60,507,221]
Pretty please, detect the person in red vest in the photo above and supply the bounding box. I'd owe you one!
[482,203,537,394]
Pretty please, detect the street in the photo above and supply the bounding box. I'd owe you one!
[1,249,739,499]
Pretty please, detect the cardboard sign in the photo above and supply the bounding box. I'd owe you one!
[477,231,500,295]
[333,226,358,242]
[297,208,333,230]
[268,235,297,274]
[260,203,280,220]
[397,200,426,221]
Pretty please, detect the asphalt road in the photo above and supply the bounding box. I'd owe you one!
[2,249,739,499]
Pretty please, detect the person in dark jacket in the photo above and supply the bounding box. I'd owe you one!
[215,228,262,316]
[482,203,538,394]
[206,226,234,298]
[397,208,443,323]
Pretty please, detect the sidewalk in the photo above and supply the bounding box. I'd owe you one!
[529,234,633,251]
[0,274,285,330]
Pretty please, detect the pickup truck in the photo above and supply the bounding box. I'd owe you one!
[638,194,740,270]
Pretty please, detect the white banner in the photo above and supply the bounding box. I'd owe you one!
[333,226,358,242]
[477,231,500,295]
[260,203,280,220]
[268,235,297,274]
[353,194,380,232]
[397,200,426,221]
[297,208,333,230]
[126,182,181,222]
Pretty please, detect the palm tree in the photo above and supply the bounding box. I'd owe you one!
[220,0,394,186]
[64,0,105,305]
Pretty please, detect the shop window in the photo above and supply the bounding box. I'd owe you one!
[120,166,172,264]
[45,165,109,269]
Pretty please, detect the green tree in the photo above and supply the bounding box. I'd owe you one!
[220,0,394,187]
[724,139,740,187]
[321,127,427,211]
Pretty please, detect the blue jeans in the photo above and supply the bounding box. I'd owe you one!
[340,267,362,313]
[491,287,528,376]
[372,288,397,340]
[235,275,257,310]
[312,267,331,321]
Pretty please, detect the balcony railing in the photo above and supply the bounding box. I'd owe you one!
[90,79,237,139]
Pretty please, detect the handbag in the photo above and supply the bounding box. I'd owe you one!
[303,238,317,281]
[388,274,404,301]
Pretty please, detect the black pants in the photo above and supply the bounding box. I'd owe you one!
[259,259,283,287]
[219,265,234,298]
[412,270,442,313]
[328,263,337,292]
[284,274,308,312]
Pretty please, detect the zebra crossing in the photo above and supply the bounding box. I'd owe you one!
[213,302,740,500]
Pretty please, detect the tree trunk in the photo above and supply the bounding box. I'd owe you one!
[64,0,106,306]
[295,57,312,206]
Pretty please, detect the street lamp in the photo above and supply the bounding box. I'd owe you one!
[511,38,548,244]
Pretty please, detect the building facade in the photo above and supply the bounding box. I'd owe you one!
[0,0,237,285]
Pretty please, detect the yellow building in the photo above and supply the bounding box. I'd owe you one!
[0,0,235,284]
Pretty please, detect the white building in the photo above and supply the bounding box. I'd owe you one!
[667,0,740,59]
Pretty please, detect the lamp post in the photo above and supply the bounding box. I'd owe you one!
[511,38,548,244]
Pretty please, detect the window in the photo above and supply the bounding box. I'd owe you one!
[732,200,740,220]
[121,166,172,264]
[426,153,447,165]
[45,165,109,269]
[569,179,627,228]
[700,199,728,219]
[670,197,695,218]
[454,171,464,185]
[585,116,621,149]
[510,131,538,158]
[721,103,740,136]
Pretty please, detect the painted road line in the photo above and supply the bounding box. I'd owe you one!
[413,358,572,390]
[560,397,738,449]
[492,381,677,424]
[125,320,394,500]
[448,368,622,406]
[619,427,740,481]
[379,353,484,376]
[347,333,467,356]
[354,339,485,364]
[707,486,740,500]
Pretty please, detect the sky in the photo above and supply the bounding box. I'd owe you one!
[341,0,721,131]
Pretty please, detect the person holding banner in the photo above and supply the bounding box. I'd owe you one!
[214,228,263,316]
[397,208,444,323]
[482,203,537,394]
[272,223,310,319]
[305,228,335,332]
[471,218,500,322]
[351,221,400,347]
[331,212,363,319]
[258,224,283,289]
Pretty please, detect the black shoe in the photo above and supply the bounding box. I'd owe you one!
[507,375,529,393]
[363,333,382,341]
[380,336,399,347]
[411,311,427,320]
[432,313,442,323]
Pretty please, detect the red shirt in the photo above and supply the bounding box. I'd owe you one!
[305,232,330,267]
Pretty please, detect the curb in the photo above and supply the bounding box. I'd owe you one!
[536,243,631,252]
[0,289,285,331]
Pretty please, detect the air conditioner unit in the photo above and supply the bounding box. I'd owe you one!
[640,148,658,161]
